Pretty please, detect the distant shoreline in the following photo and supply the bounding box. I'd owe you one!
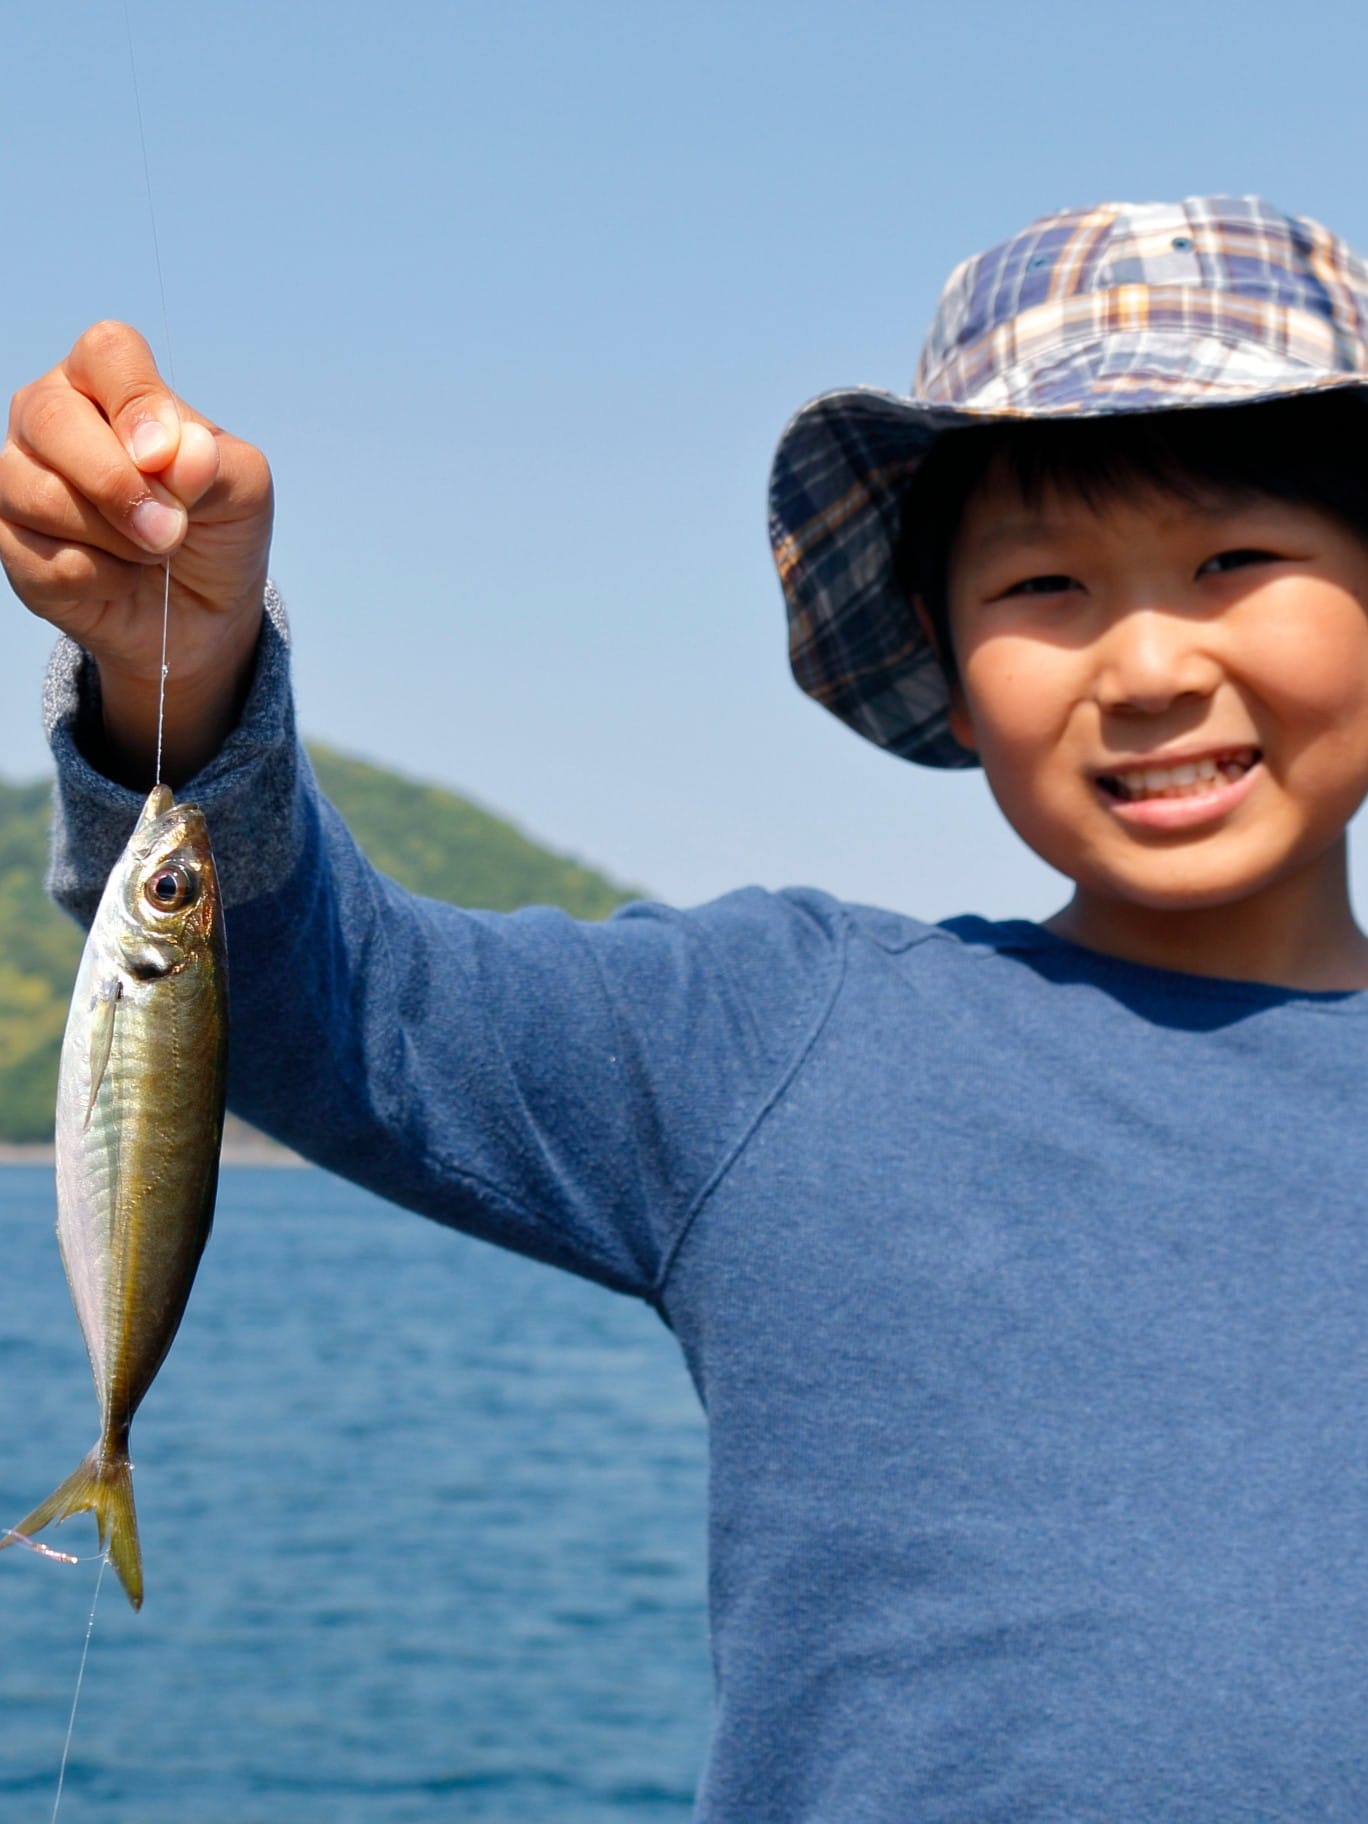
[0,1141,307,1168]
[0,1111,308,1169]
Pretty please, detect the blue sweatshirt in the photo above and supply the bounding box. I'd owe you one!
[44,597,1368,1821]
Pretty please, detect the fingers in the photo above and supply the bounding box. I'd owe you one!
[0,444,147,560]
[63,323,226,514]
[0,518,147,631]
[5,322,207,563]
[0,440,158,645]
[3,403,179,562]
[63,320,181,474]
[1,321,274,669]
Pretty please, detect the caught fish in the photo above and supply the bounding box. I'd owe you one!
[1,785,227,1608]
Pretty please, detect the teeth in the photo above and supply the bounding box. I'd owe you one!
[1105,753,1255,801]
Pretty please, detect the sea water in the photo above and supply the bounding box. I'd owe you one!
[0,1167,711,1821]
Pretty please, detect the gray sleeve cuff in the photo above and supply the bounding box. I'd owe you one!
[44,582,309,924]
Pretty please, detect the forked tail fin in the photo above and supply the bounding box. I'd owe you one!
[0,1445,143,1609]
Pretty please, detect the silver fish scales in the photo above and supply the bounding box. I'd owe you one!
[2,785,227,1608]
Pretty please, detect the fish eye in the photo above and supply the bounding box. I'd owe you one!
[144,864,196,912]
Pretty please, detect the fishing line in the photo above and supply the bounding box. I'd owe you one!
[33,15,174,1819]
[122,0,178,790]
[154,562,171,791]
[49,1551,109,1824]
[0,1528,77,1565]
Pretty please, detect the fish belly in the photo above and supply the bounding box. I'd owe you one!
[55,949,223,1441]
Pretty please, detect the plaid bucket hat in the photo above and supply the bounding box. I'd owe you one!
[769,195,1368,768]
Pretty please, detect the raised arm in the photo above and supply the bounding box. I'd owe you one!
[14,323,842,1306]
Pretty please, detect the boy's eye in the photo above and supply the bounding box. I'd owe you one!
[1198,548,1279,575]
[1000,574,1079,598]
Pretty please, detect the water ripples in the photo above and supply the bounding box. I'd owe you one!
[0,1167,710,1821]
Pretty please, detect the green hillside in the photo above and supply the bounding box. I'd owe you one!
[307,745,633,917]
[0,778,85,1141]
[0,746,639,1142]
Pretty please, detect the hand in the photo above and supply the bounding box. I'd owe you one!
[0,321,274,786]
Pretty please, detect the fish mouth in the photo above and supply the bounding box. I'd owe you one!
[138,783,175,825]
[132,798,211,864]
[1096,747,1261,803]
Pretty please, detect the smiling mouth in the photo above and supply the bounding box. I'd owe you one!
[1097,748,1261,802]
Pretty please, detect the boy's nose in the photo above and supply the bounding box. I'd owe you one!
[1093,608,1221,717]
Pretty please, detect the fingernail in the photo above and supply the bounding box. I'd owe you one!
[130,499,184,551]
[130,420,172,467]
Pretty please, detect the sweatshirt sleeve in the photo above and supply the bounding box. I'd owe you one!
[44,583,308,921]
[43,590,845,1302]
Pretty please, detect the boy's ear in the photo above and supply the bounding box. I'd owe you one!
[911,594,978,755]
[946,683,978,755]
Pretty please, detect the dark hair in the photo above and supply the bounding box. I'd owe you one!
[895,390,1368,684]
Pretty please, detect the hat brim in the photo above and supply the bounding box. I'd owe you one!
[770,360,1368,769]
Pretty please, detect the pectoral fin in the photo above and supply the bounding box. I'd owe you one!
[84,979,121,1132]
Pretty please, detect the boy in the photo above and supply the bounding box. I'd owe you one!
[6,194,1368,1819]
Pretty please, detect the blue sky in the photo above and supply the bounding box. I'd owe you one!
[4,0,1368,916]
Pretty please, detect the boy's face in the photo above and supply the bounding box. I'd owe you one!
[944,460,1368,966]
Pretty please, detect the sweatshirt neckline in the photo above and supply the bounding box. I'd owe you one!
[941,915,1368,1014]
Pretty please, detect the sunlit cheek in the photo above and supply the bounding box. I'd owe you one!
[1241,586,1368,731]
[958,638,1076,766]
[957,639,1086,859]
